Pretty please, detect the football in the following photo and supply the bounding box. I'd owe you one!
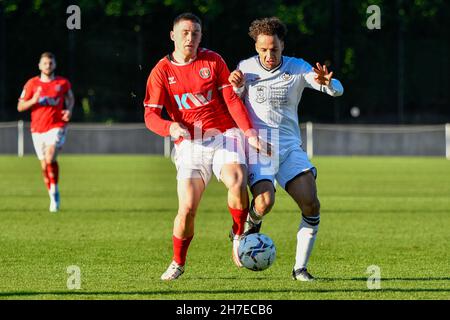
[238,233,276,271]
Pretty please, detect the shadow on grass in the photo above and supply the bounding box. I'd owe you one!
[1,287,449,298]
[194,276,450,281]
[318,277,450,282]
[1,208,171,214]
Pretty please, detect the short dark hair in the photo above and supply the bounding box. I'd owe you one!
[40,52,55,60]
[248,17,287,42]
[173,12,202,28]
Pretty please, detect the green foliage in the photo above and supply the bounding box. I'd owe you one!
[1,0,449,123]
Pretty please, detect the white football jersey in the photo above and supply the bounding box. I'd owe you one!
[235,55,343,155]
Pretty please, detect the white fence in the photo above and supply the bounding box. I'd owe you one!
[303,122,449,158]
[0,121,449,158]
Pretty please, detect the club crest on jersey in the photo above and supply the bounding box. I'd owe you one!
[281,72,292,81]
[255,86,267,103]
[199,67,211,79]
[55,84,62,92]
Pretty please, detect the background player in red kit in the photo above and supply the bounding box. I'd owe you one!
[17,52,75,212]
[144,13,269,280]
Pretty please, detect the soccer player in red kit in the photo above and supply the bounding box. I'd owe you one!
[144,13,269,280]
[17,52,75,212]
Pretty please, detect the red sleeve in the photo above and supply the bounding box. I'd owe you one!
[221,86,255,136]
[215,54,233,89]
[18,79,34,101]
[65,79,72,93]
[215,56,255,136]
[143,66,174,137]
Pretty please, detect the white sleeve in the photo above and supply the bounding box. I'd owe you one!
[304,72,344,97]
[300,60,344,97]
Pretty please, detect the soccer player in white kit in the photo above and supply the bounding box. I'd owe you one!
[229,17,343,281]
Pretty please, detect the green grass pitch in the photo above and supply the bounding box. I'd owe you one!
[0,155,449,300]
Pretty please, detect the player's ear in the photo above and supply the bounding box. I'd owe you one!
[170,31,175,41]
[280,41,284,51]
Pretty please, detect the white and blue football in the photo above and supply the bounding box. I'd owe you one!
[238,233,276,271]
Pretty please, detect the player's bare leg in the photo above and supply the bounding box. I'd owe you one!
[44,144,60,212]
[39,160,50,191]
[220,163,249,267]
[161,177,205,280]
[245,181,275,235]
[286,171,320,281]
[174,177,205,239]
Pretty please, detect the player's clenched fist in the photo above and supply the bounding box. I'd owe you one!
[228,70,245,88]
[169,122,190,140]
[31,87,42,104]
[61,109,72,122]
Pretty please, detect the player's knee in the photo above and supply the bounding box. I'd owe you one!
[45,148,56,163]
[226,171,247,194]
[302,197,320,216]
[178,205,197,220]
[44,154,55,165]
[254,192,275,214]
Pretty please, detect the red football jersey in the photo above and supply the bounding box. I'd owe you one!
[144,48,253,140]
[19,76,71,133]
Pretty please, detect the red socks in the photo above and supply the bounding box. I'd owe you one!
[171,206,248,265]
[228,206,248,236]
[46,162,59,186]
[172,235,193,266]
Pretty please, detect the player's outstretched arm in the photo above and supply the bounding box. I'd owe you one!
[304,62,344,97]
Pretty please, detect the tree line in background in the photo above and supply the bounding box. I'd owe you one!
[0,0,449,124]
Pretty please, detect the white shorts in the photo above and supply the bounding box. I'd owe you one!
[31,127,67,160]
[172,128,246,185]
[247,145,316,190]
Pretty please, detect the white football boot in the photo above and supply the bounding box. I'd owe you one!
[229,230,243,268]
[292,268,315,281]
[48,184,60,213]
[161,261,185,281]
[48,191,60,213]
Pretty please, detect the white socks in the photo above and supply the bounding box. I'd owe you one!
[294,214,320,271]
[49,183,58,195]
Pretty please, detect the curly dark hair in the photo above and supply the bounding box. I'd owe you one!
[248,17,287,42]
